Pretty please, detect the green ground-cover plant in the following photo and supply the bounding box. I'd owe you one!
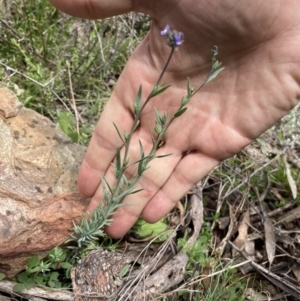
[199,266,247,301]
[178,269,247,301]
[12,247,72,292]
[178,226,212,272]
[176,226,247,301]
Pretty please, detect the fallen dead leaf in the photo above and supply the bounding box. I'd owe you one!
[232,210,250,256]
[264,217,276,266]
[283,155,297,200]
[216,216,230,230]
[292,265,300,283]
[216,204,239,255]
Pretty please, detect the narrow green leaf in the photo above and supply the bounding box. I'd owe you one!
[187,78,194,97]
[154,123,161,135]
[156,153,172,158]
[138,159,144,176]
[154,107,161,125]
[181,96,189,107]
[151,84,171,98]
[137,156,150,176]
[212,59,222,70]
[115,147,121,174]
[133,85,142,116]
[0,273,5,280]
[102,175,114,195]
[113,122,125,144]
[138,140,144,159]
[186,77,190,94]
[83,218,90,232]
[206,66,224,83]
[133,119,140,132]
[102,179,109,204]
[132,154,152,166]
[114,187,135,203]
[158,140,165,148]
[150,129,155,145]
[123,157,130,168]
[124,131,129,145]
[174,107,188,118]
[119,264,131,278]
[130,188,143,195]
[160,113,168,125]
[116,147,121,171]
[121,173,129,186]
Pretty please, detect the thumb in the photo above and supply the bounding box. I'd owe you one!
[48,0,134,19]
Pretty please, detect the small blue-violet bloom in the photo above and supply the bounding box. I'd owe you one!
[160,24,170,36]
[173,32,184,47]
[161,25,184,49]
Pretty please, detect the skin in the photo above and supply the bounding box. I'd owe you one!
[49,0,300,238]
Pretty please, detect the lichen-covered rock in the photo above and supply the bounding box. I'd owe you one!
[0,88,89,278]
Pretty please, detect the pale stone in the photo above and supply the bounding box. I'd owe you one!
[0,88,89,278]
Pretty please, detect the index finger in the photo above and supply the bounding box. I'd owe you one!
[48,0,133,19]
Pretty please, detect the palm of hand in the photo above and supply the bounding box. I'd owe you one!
[51,0,300,237]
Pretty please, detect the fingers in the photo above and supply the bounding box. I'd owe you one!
[142,152,220,223]
[48,0,133,19]
[103,150,219,239]
[86,138,182,238]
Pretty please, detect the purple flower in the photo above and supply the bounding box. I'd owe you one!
[173,32,184,47]
[161,25,184,49]
[160,25,170,36]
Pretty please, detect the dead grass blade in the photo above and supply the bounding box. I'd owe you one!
[256,181,276,266]
[188,181,204,245]
[232,209,250,256]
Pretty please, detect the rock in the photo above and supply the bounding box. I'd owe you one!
[71,247,143,301]
[0,88,89,278]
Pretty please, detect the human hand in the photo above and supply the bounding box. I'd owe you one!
[49,0,300,238]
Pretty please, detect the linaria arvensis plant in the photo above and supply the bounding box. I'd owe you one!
[66,25,224,260]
